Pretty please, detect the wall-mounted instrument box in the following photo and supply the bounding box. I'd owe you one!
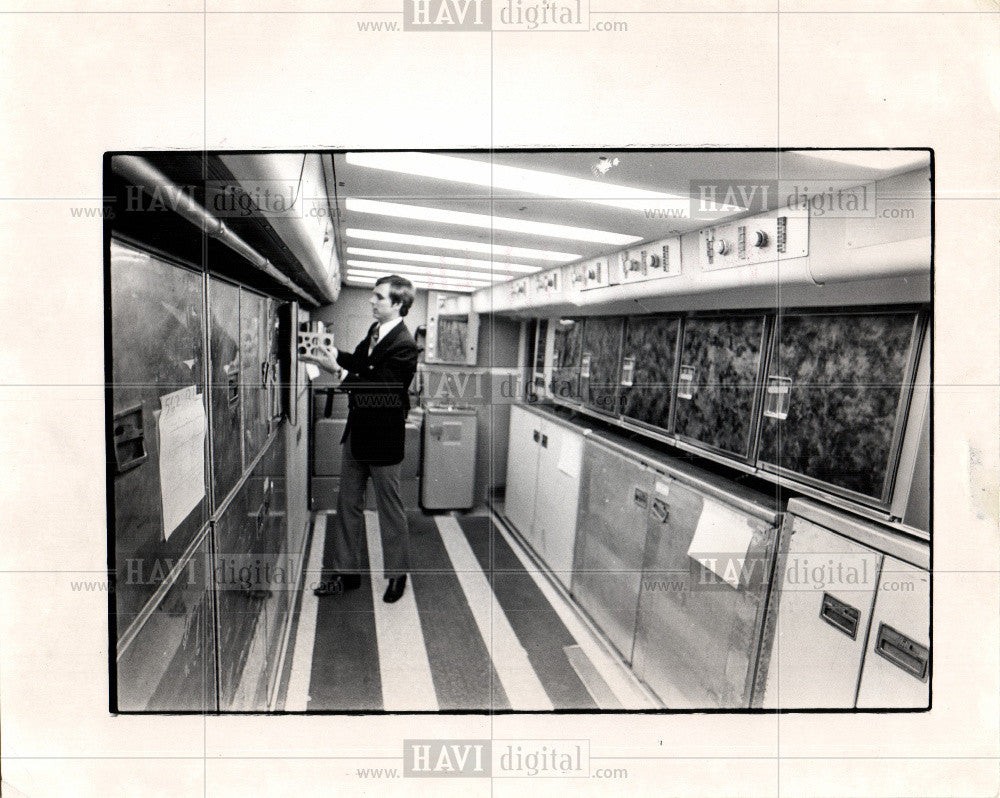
[426,291,479,366]
[619,237,682,285]
[697,207,808,272]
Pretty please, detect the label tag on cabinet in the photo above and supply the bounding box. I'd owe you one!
[678,365,696,400]
[620,357,635,387]
[580,353,591,379]
[686,498,755,589]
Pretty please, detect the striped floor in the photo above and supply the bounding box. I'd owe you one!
[284,509,657,712]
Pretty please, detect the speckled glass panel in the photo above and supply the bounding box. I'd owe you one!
[619,315,680,432]
[551,319,583,401]
[209,278,242,503]
[580,317,623,415]
[759,312,916,501]
[436,315,469,364]
[673,315,765,458]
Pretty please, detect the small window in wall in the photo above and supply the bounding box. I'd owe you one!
[533,319,548,394]
[425,291,479,366]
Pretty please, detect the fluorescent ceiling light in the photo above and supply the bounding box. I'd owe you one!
[346,246,540,275]
[345,198,641,246]
[344,228,578,262]
[346,260,497,284]
[796,150,929,172]
[345,151,712,214]
[345,271,482,292]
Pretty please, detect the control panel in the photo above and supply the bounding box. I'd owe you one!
[697,207,808,271]
[620,236,682,285]
[508,277,530,305]
[532,269,561,299]
[582,256,617,291]
[565,262,586,292]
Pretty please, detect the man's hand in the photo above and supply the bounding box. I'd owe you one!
[299,349,340,375]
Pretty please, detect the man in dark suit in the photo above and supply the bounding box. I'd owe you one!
[302,275,419,603]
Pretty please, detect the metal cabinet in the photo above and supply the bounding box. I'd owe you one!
[214,441,280,710]
[116,534,217,711]
[531,417,584,589]
[579,317,624,416]
[550,318,584,403]
[758,515,883,708]
[758,311,922,507]
[619,314,680,435]
[572,439,654,662]
[209,277,243,504]
[856,557,930,708]
[254,434,288,708]
[422,407,477,510]
[504,404,542,543]
[285,306,311,563]
[673,315,767,460]
[110,239,209,637]
[632,477,779,708]
[241,289,268,465]
[504,406,584,590]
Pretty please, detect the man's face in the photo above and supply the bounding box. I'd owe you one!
[370,284,398,323]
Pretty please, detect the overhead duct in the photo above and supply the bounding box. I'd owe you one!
[111,155,321,306]
[218,153,341,304]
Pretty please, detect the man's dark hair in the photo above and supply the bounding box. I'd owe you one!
[375,275,415,317]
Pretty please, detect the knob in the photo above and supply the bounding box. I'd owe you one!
[646,253,661,269]
[714,239,731,256]
[753,231,769,248]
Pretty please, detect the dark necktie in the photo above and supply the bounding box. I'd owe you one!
[368,324,380,355]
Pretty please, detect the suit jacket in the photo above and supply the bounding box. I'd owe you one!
[336,320,419,466]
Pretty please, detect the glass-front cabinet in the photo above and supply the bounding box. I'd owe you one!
[619,314,681,435]
[550,318,584,402]
[672,314,768,460]
[757,310,922,506]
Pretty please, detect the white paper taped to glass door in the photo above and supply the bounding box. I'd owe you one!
[686,496,756,589]
[157,385,207,540]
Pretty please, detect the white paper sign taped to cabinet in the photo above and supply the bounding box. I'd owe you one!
[556,432,583,478]
[686,497,756,589]
[157,385,206,540]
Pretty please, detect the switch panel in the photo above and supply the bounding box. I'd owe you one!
[533,269,560,298]
[698,207,807,271]
[620,236,682,285]
[565,261,588,293]
[582,257,611,291]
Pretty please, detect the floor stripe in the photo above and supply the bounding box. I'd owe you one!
[407,512,511,711]
[564,645,622,710]
[364,510,438,712]
[434,515,554,711]
[459,515,596,710]
[285,513,326,711]
[307,514,382,711]
[490,514,659,710]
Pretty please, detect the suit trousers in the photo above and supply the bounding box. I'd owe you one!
[329,432,409,579]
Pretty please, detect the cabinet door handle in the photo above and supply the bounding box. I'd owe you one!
[540,434,548,448]
[875,623,929,681]
[820,592,861,639]
[532,429,540,443]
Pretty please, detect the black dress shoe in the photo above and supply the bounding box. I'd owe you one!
[314,573,362,597]
[383,575,407,604]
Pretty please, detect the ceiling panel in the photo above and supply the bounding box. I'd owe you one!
[331,149,930,293]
